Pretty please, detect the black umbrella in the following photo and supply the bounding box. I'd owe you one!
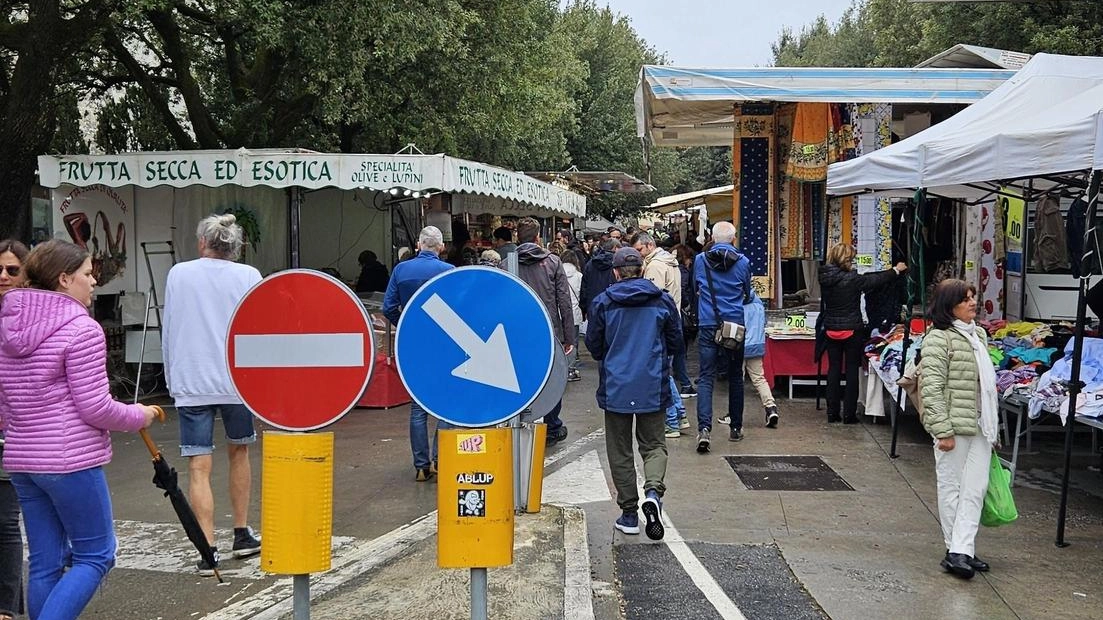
[139,406,223,582]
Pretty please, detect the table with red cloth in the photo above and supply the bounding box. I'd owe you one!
[761,335,818,389]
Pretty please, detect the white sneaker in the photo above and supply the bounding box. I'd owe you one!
[717,416,731,426]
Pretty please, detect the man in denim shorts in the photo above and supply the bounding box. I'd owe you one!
[163,214,263,575]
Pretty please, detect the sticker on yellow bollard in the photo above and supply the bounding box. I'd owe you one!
[261,431,334,575]
[438,428,514,568]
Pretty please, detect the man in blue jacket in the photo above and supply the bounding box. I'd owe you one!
[694,221,753,452]
[586,247,683,541]
[383,226,454,482]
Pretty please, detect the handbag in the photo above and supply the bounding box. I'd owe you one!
[980,451,1018,527]
[704,260,749,351]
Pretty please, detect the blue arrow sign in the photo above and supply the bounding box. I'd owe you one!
[395,267,555,427]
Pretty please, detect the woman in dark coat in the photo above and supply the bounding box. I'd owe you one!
[818,243,906,423]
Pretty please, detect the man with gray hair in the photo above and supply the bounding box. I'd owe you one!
[163,213,264,575]
[693,221,753,452]
[384,226,455,481]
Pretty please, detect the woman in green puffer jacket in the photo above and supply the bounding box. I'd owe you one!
[920,279,1000,581]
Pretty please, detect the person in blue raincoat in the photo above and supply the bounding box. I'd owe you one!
[741,291,778,428]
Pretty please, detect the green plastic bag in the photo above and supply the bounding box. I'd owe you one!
[981,452,1018,527]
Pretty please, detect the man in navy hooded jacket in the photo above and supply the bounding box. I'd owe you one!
[586,247,683,541]
[693,221,753,452]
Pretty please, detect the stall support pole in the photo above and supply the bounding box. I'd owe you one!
[890,189,925,459]
[289,187,303,268]
[1056,169,1101,547]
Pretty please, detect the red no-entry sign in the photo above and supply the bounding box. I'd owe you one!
[227,270,375,431]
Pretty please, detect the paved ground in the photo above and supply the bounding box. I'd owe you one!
[74,349,1103,619]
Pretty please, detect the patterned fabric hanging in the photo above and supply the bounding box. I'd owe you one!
[785,103,830,182]
[776,104,806,259]
[741,137,770,277]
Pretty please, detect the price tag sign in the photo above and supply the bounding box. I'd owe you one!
[1002,188,1025,248]
[965,259,976,271]
[854,255,873,268]
[785,314,807,329]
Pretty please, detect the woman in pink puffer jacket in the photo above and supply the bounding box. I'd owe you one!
[0,240,157,620]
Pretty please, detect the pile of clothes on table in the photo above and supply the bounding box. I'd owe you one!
[863,320,1076,417]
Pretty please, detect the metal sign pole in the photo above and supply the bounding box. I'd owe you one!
[294,574,310,620]
[471,568,488,620]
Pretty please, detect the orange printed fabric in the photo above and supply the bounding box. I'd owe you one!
[785,103,830,182]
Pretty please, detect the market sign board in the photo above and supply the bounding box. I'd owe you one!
[38,151,586,218]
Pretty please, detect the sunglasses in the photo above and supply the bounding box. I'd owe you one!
[0,266,20,277]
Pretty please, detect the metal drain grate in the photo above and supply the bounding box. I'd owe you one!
[724,455,854,491]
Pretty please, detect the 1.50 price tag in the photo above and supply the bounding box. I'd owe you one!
[785,314,807,329]
[854,255,873,267]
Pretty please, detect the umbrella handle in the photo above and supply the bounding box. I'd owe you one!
[138,405,167,458]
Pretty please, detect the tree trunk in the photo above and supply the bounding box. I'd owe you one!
[0,1,72,241]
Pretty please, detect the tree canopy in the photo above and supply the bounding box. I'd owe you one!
[773,0,1103,68]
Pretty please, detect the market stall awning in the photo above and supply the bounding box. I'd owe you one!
[649,185,734,214]
[38,149,586,218]
[916,44,1032,70]
[525,168,656,194]
[635,66,1016,147]
[827,53,1103,198]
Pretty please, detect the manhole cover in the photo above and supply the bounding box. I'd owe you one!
[725,455,854,491]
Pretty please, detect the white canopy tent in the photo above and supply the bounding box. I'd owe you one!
[827,54,1103,198]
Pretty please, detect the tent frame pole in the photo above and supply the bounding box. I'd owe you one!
[1056,168,1102,547]
[890,189,925,458]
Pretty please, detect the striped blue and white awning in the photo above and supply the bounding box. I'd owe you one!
[636,65,1017,147]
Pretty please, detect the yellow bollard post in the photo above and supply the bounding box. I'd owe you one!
[261,431,334,575]
[437,428,514,568]
[525,424,547,513]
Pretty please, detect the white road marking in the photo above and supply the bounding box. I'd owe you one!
[233,333,364,367]
[542,450,612,505]
[632,469,747,620]
[114,519,356,580]
[202,512,437,620]
[198,426,605,618]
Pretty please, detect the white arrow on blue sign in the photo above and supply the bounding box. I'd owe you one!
[395,266,555,428]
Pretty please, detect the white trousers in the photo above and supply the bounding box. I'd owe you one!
[743,357,775,408]
[934,433,992,556]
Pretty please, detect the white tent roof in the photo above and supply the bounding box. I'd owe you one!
[38,148,586,218]
[916,44,1031,70]
[635,65,1016,147]
[827,54,1103,197]
[649,185,734,214]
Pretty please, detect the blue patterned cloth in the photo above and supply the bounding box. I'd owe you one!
[740,137,769,275]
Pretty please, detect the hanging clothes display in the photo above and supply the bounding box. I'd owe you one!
[732,103,776,298]
[1068,194,1088,277]
[1032,195,1069,273]
[785,103,830,182]
[979,201,1004,320]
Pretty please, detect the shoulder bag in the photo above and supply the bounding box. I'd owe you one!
[704,261,748,351]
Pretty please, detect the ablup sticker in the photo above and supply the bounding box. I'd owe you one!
[456,472,495,485]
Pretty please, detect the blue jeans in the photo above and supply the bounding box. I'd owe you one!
[671,349,693,389]
[410,401,454,469]
[696,326,746,431]
[665,376,686,429]
[545,400,564,432]
[12,467,116,620]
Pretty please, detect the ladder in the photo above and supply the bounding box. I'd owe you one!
[132,241,177,403]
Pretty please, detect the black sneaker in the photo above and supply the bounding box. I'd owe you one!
[765,407,779,429]
[696,428,711,453]
[679,385,697,399]
[546,425,568,446]
[232,527,261,558]
[197,551,221,576]
[729,428,744,442]
[567,370,581,382]
[641,490,665,541]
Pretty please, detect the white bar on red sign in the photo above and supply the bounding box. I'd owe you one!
[233,333,365,368]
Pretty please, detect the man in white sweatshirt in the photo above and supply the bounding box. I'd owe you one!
[162,213,263,576]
